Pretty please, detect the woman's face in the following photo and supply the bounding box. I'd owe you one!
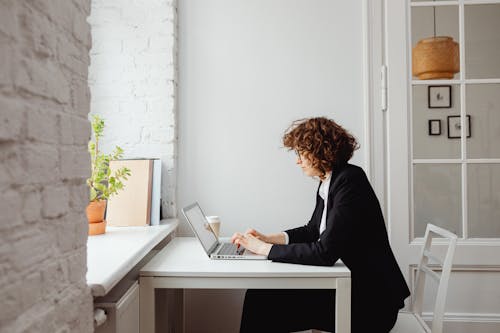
[296,150,322,178]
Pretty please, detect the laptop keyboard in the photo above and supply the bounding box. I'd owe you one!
[218,243,243,255]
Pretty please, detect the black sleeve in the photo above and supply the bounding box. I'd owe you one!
[281,183,322,244]
[268,170,361,266]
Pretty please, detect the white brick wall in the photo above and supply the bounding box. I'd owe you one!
[88,0,178,218]
[0,1,93,332]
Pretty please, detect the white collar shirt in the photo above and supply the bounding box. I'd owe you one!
[318,172,332,236]
[282,172,332,244]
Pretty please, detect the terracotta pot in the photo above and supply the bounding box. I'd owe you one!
[412,36,459,80]
[86,200,107,235]
[88,220,107,236]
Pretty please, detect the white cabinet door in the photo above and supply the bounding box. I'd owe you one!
[116,282,139,333]
[95,282,139,333]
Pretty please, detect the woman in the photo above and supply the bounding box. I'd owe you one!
[231,117,410,333]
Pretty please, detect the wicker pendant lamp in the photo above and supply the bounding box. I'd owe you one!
[412,6,459,80]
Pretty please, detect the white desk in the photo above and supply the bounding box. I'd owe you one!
[139,237,351,333]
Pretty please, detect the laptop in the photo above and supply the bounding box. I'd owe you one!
[182,202,267,260]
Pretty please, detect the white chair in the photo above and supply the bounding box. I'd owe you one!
[391,224,457,333]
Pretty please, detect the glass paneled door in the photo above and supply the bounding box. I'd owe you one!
[410,1,500,240]
[384,0,500,328]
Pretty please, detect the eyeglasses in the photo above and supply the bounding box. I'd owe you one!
[295,149,302,161]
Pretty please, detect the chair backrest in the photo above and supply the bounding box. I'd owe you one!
[412,224,457,333]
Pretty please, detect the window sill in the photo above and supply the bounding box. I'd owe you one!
[87,219,178,296]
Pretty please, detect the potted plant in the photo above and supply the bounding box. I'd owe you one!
[86,115,131,235]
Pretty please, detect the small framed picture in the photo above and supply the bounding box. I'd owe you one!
[447,115,471,139]
[428,119,441,136]
[428,85,452,108]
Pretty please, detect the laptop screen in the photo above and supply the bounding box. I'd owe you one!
[182,203,218,254]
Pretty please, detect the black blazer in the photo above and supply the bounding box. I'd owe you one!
[268,163,410,314]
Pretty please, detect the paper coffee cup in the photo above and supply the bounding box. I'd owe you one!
[206,216,221,237]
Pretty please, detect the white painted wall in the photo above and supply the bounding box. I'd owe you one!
[178,1,365,332]
[178,0,365,237]
[88,0,178,218]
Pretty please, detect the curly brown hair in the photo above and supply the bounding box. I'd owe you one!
[283,117,359,177]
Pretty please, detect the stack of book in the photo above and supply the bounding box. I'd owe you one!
[106,158,162,226]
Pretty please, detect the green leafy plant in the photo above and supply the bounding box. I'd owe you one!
[87,115,131,202]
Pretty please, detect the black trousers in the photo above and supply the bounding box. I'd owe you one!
[240,289,399,333]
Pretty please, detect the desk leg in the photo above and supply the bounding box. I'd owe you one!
[335,278,351,333]
[140,276,155,333]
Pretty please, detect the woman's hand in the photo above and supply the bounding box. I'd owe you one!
[230,229,268,244]
[242,229,287,245]
[231,232,273,256]
[244,228,269,242]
